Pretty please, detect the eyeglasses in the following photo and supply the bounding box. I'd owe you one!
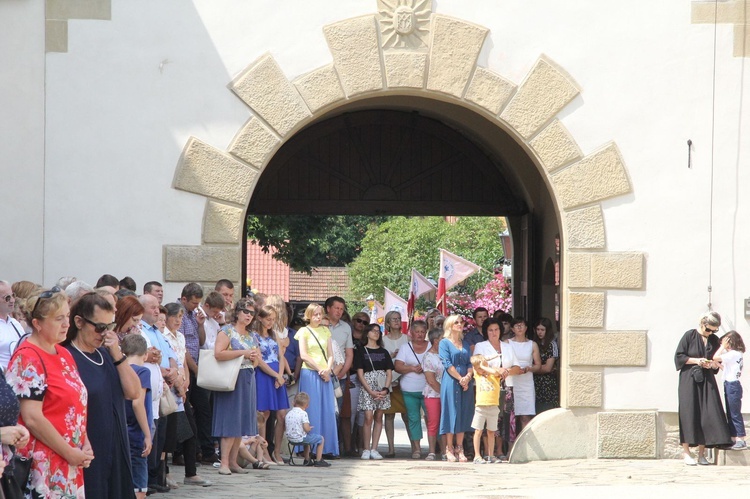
[238,308,256,316]
[31,286,62,317]
[354,318,368,325]
[82,317,117,334]
[2,293,15,303]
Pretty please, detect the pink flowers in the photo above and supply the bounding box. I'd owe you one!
[447,274,512,330]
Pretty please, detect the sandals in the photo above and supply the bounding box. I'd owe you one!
[411,451,421,459]
[252,461,271,470]
[425,453,436,461]
[445,448,457,462]
[456,446,468,463]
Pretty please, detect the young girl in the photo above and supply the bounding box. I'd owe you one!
[355,323,394,460]
[714,331,746,450]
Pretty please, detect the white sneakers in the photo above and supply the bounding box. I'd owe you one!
[360,450,371,460]
[684,453,710,466]
[683,454,697,466]
[370,449,383,460]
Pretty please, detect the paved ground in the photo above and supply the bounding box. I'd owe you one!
[167,451,750,498]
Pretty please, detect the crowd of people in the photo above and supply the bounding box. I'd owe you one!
[0,275,564,498]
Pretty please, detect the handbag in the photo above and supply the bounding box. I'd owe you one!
[196,349,243,392]
[159,388,178,417]
[306,328,343,399]
[1,454,30,499]
[365,347,388,391]
[690,365,704,383]
[174,411,194,443]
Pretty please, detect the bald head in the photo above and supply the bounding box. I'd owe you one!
[139,294,160,325]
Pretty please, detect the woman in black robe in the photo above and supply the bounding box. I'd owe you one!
[674,311,731,465]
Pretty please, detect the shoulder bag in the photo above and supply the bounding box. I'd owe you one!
[159,387,178,417]
[365,347,388,392]
[307,327,343,399]
[196,348,243,392]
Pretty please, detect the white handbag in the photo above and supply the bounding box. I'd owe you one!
[196,349,243,392]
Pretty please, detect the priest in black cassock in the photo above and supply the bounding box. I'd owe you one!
[674,311,731,466]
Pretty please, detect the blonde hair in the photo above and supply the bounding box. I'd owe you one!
[265,295,288,333]
[11,281,41,300]
[700,311,721,329]
[294,391,310,407]
[27,291,68,324]
[442,314,464,339]
[303,303,324,324]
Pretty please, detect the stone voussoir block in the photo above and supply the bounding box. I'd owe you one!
[500,56,580,139]
[551,142,631,210]
[164,245,241,283]
[46,0,111,20]
[691,1,746,24]
[567,370,602,408]
[598,411,657,458]
[464,67,516,116]
[569,331,648,366]
[567,253,592,288]
[46,20,68,53]
[426,15,489,98]
[202,200,245,245]
[324,15,383,97]
[174,137,259,207]
[292,64,346,114]
[590,252,645,289]
[228,116,280,169]
[530,119,582,172]
[384,52,427,89]
[229,54,312,137]
[564,205,606,250]
[568,291,605,328]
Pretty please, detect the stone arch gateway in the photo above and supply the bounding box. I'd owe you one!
[166,5,651,460]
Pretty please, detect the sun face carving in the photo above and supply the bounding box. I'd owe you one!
[378,0,432,49]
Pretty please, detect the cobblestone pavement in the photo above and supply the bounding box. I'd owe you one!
[166,452,750,498]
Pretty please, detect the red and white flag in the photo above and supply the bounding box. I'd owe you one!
[436,249,481,315]
[384,287,409,331]
[407,268,437,322]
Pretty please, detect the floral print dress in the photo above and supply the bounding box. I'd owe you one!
[7,343,88,499]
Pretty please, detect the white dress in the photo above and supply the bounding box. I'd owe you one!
[507,339,535,416]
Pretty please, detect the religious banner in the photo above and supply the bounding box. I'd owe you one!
[436,248,481,315]
[407,268,437,323]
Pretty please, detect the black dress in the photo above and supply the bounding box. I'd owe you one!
[674,329,732,447]
[1,367,21,474]
[66,346,135,499]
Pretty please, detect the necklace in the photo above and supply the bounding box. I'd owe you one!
[71,341,104,366]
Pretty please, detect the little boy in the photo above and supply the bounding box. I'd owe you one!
[122,334,153,498]
[285,392,331,467]
[470,354,503,464]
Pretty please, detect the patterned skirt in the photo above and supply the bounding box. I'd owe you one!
[358,370,391,411]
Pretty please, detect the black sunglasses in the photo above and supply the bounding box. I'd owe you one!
[354,318,368,325]
[31,286,62,317]
[238,308,256,316]
[704,325,718,333]
[82,317,117,334]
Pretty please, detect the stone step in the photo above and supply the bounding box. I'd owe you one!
[717,449,750,466]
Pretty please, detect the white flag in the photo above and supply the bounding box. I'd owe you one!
[408,268,436,320]
[440,248,481,289]
[384,287,409,332]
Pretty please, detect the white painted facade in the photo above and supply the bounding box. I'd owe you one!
[1,1,749,454]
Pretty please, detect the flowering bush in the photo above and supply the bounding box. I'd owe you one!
[447,273,512,330]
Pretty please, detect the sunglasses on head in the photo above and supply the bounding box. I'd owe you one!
[82,317,117,334]
[31,286,62,316]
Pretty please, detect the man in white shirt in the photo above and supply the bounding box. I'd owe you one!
[325,296,354,457]
[0,280,25,370]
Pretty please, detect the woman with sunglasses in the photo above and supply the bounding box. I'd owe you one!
[63,292,141,498]
[674,311,732,465]
[212,298,260,475]
[6,289,92,497]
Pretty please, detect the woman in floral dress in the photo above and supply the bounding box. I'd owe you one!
[7,290,92,498]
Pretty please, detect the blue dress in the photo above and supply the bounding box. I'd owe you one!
[439,338,475,435]
[254,332,289,411]
[212,325,258,437]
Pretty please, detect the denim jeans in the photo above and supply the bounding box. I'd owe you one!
[724,381,746,437]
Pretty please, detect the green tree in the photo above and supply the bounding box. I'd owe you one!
[347,216,506,303]
[246,215,386,273]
